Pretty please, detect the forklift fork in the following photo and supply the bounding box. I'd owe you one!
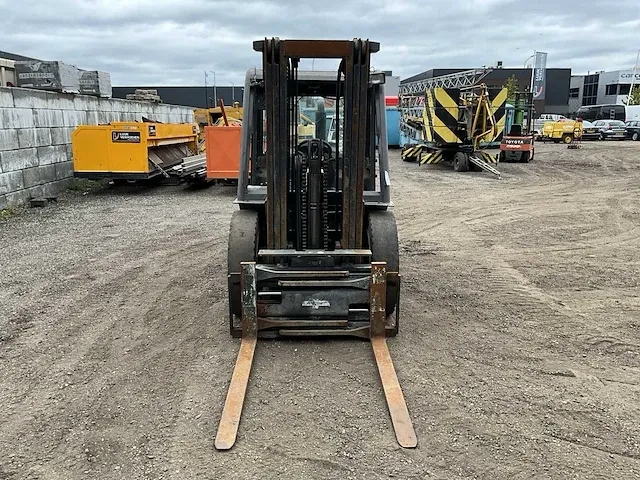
[214,262,417,450]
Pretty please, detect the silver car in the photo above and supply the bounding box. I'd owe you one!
[592,120,627,140]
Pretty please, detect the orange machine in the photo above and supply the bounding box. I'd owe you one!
[205,125,241,181]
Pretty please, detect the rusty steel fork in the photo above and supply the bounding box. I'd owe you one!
[215,262,257,450]
[215,261,417,450]
[370,262,417,448]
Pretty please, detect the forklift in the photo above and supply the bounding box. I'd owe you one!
[499,91,535,162]
[215,39,417,450]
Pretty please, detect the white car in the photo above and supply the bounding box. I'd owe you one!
[533,114,568,134]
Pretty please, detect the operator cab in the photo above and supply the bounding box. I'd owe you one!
[236,69,391,208]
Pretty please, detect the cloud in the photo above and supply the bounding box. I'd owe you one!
[1,0,638,86]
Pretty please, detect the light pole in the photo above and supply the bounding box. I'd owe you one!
[524,52,536,93]
[230,81,235,103]
[209,71,217,105]
[204,71,217,107]
[204,71,208,107]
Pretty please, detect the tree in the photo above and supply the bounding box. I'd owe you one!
[505,75,519,103]
[622,86,640,106]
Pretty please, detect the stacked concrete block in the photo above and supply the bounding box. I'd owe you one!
[78,70,112,98]
[126,89,162,103]
[15,61,80,94]
[0,86,194,209]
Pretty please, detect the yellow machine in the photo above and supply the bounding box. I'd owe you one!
[400,84,506,176]
[542,120,583,144]
[297,112,316,140]
[72,122,198,180]
[194,103,243,152]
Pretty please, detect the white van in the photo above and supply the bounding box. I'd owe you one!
[625,105,640,122]
[533,114,568,134]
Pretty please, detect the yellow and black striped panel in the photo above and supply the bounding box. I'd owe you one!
[421,106,433,142]
[401,144,425,161]
[476,150,498,164]
[419,150,445,165]
[488,88,508,142]
[424,88,463,145]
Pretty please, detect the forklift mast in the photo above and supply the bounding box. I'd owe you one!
[260,39,373,250]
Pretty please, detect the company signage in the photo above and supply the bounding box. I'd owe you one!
[532,52,547,100]
[619,71,640,83]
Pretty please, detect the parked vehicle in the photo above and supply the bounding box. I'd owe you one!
[533,114,568,135]
[626,120,640,141]
[576,104,640,123]
[580,120,600,140]
[592,120,626,140]
[576,105,625,122]
[542,120,582,144]
[626,105,640,122]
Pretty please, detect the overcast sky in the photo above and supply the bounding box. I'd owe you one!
[1,0,639,86]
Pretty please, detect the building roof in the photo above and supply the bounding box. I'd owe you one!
[0,50,41,62]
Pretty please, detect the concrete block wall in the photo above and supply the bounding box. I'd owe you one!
[0,86,194,209]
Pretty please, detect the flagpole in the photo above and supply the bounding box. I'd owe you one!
[627,50,640,105]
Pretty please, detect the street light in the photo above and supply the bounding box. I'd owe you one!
[204,70,217,107]
[523,54,535,68]
[524,52,536,93]
[230,81,235,103]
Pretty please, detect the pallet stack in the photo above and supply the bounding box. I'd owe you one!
[126,89,162,103]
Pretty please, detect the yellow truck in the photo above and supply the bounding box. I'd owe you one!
[542,120,583,144]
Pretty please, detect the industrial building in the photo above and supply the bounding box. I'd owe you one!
[0,50,41,87]
[401,67,572,115]
[112,72,400,108]
[112,86,244,109]
[569,69,640,112]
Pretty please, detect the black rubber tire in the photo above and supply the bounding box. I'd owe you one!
[367,211,400,322]
[562,134,573,144]
[227,210,260,330]
[632,132,639,141]
[452,152,469,172]
[521,151,530,163]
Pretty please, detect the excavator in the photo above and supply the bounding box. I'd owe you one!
[215,39,417,450]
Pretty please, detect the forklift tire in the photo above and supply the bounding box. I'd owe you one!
[367,211,400,329]
[452,152,469,172]
[521,151,530,163]
[227,209,260,336]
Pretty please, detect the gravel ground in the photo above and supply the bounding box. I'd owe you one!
[1,142,639,479]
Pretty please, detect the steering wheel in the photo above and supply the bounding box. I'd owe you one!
[297,139,332,158]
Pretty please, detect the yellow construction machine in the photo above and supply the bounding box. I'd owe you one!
[399,69,507,177]
[72,121,198,180]
[542,120,583,144]
[194,102,243,152]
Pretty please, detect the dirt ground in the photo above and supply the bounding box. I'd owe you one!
[1,141,639,479]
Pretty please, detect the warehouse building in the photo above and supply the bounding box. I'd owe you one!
[0,51,41,87]
[112,86,244,109]
[401,67,572,115]
[113,71,400,108]
[569,69,640,112]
